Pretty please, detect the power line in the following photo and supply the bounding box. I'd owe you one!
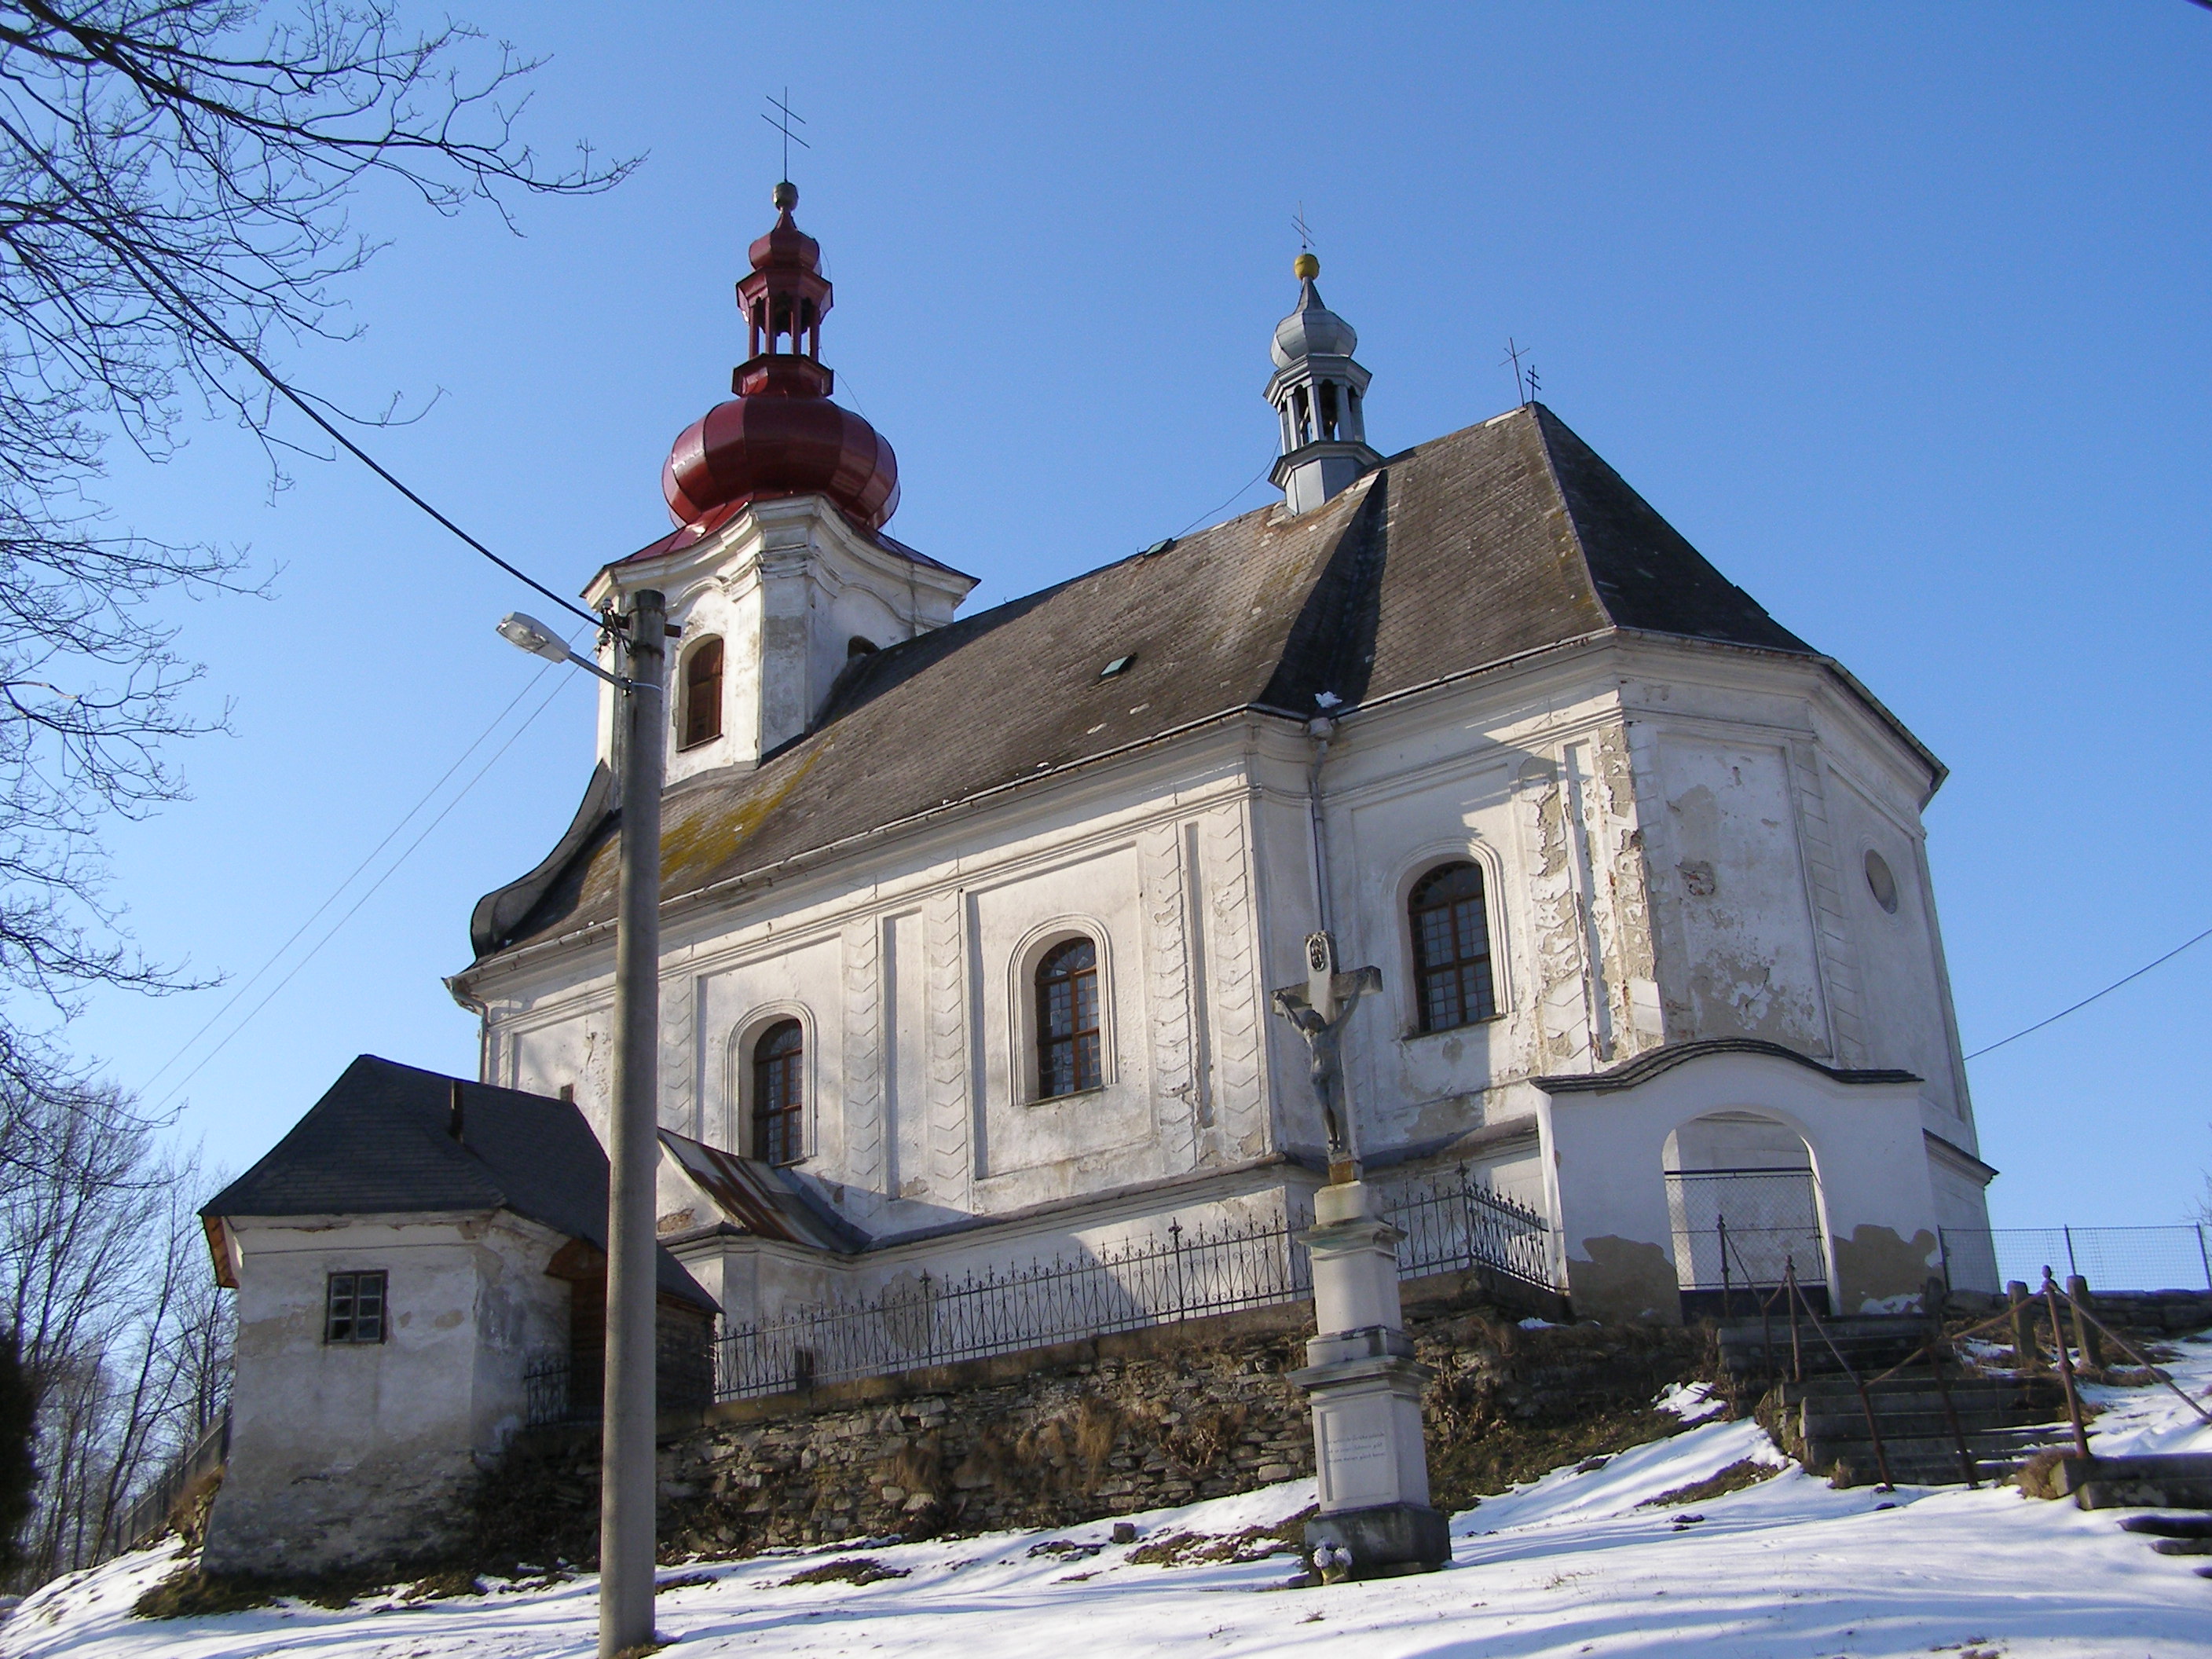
[79,198,606,628]
[148,649,586,1112]
[137,637,584,1094]
[1174,456,1277,540]
[1965,924,2212,1060]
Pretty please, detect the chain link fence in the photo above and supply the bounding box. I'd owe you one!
[1939,1225,2212,1294]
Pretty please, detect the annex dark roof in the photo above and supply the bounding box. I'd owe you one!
[471,404,1818,961]
[1535,1037,1921,1095]
[203,1054,714,1309]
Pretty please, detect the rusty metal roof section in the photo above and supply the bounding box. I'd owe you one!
[658,1129,863,1253]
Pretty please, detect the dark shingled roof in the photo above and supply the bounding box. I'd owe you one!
[472,404,1813,961]
[203,1055,714,1309]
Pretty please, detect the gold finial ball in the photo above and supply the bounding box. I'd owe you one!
[772,180,798,211]
[1293,251,1320,280]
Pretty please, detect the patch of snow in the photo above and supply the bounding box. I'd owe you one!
[1654,1380,1727,1423]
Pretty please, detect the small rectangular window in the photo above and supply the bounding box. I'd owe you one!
[325,1270,387,1344]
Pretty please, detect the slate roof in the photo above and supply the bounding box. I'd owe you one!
[471,403,1819,962]
[203,1054,715,1309]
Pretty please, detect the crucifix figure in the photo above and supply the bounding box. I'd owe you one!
[1271,931,1382,1185]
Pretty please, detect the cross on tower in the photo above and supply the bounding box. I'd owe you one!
[1500,336,1533,405]
[762,88,810,179]
[1292,203,1315,252]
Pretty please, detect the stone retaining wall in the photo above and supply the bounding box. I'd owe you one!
[480,1272,1710,1567]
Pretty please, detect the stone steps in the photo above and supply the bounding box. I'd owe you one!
[2056,1455,2212,1512]
[2116,1503,2212,1579]
[1716,1316,1932,1382]
[1761,1373,2074,1488]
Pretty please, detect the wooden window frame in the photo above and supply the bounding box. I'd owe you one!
[679,636,725,750]
[752,1019,805,1166]
[324,1269,387,1345]
[1034,936,1104,1099]
[1409,861,1499,1035]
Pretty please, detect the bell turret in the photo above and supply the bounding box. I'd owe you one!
[1265,252,1380,515]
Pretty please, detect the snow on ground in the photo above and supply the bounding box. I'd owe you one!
[12,1338,2212,1659]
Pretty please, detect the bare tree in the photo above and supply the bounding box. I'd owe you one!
[0,1085,224,1584]
[0,1,634,1123]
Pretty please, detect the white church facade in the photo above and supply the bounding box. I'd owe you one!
[445,204,1993,1331]
[200,188,1994,1573]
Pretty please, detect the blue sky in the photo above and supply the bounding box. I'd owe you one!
[68,3,2212,1231]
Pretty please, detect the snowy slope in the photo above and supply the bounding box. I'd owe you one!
[11,1338,2210,1659]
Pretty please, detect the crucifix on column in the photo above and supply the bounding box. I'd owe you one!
[1271,930,1382,1185]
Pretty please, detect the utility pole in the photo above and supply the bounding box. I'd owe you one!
[601,587,665,1658]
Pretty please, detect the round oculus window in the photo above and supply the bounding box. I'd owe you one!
[1864,848,1899,914]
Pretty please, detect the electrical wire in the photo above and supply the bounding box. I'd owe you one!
[148,649,587,1112]
[1174,456,1277,541]
[1965,924,2212,1060]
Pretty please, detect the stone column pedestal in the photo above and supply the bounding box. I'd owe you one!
[1289,1179,1449,1578]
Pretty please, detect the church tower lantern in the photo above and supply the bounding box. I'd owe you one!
[1266,252,1381,515]
[587,183,972,781]
[661,181,900,531]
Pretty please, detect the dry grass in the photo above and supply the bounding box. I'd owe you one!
[1124,1507,1315,1568]
[779,1557,912,1588]
[1635,1459,1778,1508]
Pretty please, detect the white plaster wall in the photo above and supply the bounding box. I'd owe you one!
[475,731,1273,1247]
[203,1211,569,1576]
[1534,1053,1943,1324]
[1643,731,1831,1053]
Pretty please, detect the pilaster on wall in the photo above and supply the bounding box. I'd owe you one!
[1139,821,1203,1174]
[1517,754,1598,1071]
[1198,800,1269,1162]
[660,970,701,1137]
[925,888,973,1202]
[1785,742,1869,1067]
[1515,720,1664,1076]
[841,916,887,1215]
[753,545,815,760]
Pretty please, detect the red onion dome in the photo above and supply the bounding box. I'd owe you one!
[663,389,899,529]
[661,181,900,531]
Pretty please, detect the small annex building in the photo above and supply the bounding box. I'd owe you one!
[198,1056,715,1576]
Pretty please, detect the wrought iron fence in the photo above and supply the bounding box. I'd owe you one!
[714,1208,1311,1401]
[525,1350,578,1426]
[1939,1225,2212,1294]
[1385,1165,1555,1288]
[707,1167,1555,1404]
[1665,1166,1825,1291]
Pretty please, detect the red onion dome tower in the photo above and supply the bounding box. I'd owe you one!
[661,181,900,531]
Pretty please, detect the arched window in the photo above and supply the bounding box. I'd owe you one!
[1035,937,1103,1097]
[680,637,724,749]
[1410,862,1496,1033]
[752,1020,804,1165]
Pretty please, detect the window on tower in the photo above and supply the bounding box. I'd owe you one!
[1409,862,1498,1033]
[1035,937,1104,1097]
[753,1020,804,1165]
[681,637,724,749]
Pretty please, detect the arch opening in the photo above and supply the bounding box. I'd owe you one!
[1662,1111,1830,1318]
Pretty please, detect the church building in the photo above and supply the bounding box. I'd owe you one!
[201,184,1995,1572]
[452,184,1992,1322]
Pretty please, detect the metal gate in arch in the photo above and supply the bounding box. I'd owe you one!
[1664,1166,1829,1316]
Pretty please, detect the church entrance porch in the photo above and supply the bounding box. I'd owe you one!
[1534,1039,1961,1324]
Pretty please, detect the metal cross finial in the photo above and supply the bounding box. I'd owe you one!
[1292,203,1314,251]
[763,87,811,180]
[1525,362,1541,402]
[1500,336,1533,405]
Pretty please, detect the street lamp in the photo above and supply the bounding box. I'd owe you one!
[496,591,667,1659]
